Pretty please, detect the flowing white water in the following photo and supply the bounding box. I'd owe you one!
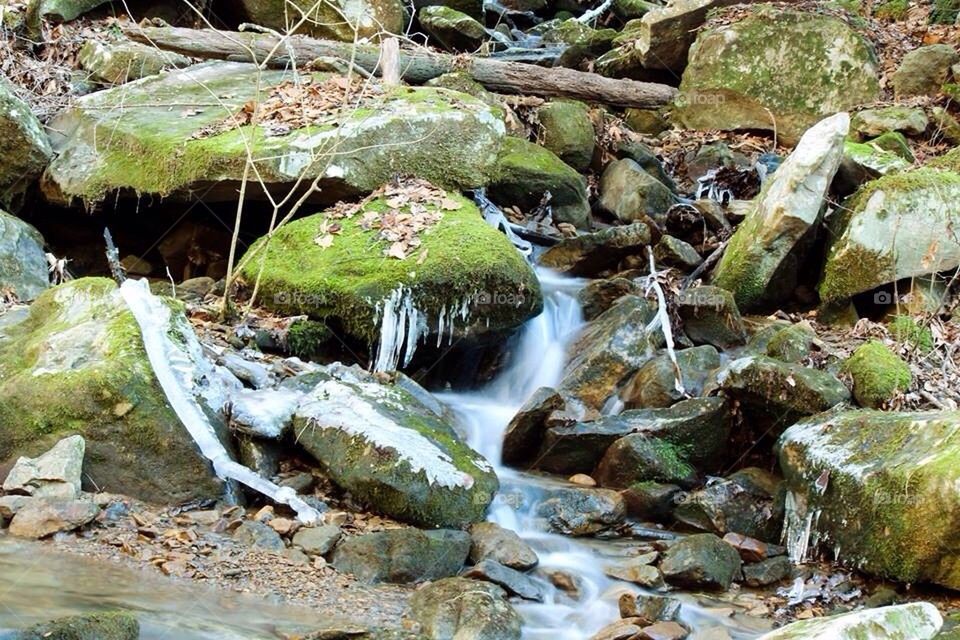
[437,269,762,640]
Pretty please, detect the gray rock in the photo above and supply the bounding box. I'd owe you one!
[332,528,471,584]
[501,387,565,469]
[14,611,139,640]
[468,522,538,570]
[763,321,816,364]
[621,345,720,410]
[619,593,682,624]
[539,223,652,277]
[534,487,626,536]
[674,468,784,542]
[851,106,929,139]
[654,235,702,271]
[235,436,282,479]
[537,100,596,172]
[410,577,522,640]
[3,434,84,500]
[893,44,959,97]
[604,554,664,588]
[676,286,746,349]
[595,436,697,489]
[577,277,642,321]
[292,524,342,556]
[233,520,286,552]
[79,39,191,85]
[0,79,51,212]
[0,495,34,521]
[742,556,792,587]
[462,559,547,601]
[659,533,742,590]
[0,210,48,301]
[712,113,849,310]
[599,158,676,224]
[755,603,941,640]
[418,6,487,52]
[622,481,682,521]
[8,498,99,539]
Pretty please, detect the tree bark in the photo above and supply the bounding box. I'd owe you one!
[126,25,678,109]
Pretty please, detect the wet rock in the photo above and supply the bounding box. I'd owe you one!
[590,618,645,640]
[851,106,929,140]
[3,434,84,500]
[675,9,877,144]
[234,520,286,552]
[596,436,697,490]
[819,164,960,303]
[741,556,792,587]
[487,137,590,228]
[293,366,497,528]
[462,559,547,601]
[534,487,626,536]
[0,78,51,211]
[621,345,720,410]
[893,44,959,98]
[755,603,941,640]
[536,397,730,475]
[763,322,815,364]
[653,236,701,271]
[712,113,849,310]
[686,142,746,184]
[239,0,404,41]
[292,524,342,556]
[229,387,299,439]
[332,528,471,584]
[8,498,100,539]
[640,621,688,640]
[599,158,676,225]
[557,295,660,411]
[468,522,538,570]
[659,533,742,590]
[674,468,784,542]
[721,532,782,563]
[501,387,565,468]
[14,611,139,640]
[578,277,642,321]
[79,39,191,85]
[841,340,911,408]
[0,210,49,300]
[615,141,677,194]
[45,64,504,206]
[622,482,682,521]
[419,6,486,52]
[605,554,663,588]
[409,577,522,640]
[539,223,652,277]
[537,100,595,172]
[0,278,223,504]
[778,409,960,589]
[235,437,281,479]
[716,356,849,429]
[675,286,746,349]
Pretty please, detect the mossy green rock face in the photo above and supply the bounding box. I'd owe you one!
[713,113,848,310]
[240,194,541,351]
[842,340,911,408]
[599,158,676,225]
[44,63,505,206]
[487,137,590,228]
[15,611,139,640]
[410,577,522,640]
[595,435,697,489]
[536,100,595,173]
[331,528,471,583]
[819,167,960,302]
[292,367,498,527]
[660,533,742,590]
[0,279,221,505]
[779,409,960,589]
[418,6,486,52]
[0,78,51,211]
[78,40,191,85]
[674,8,879,145]
[756,603,941,640]
[239,0,405,41]
[0,210,48,301]
[851,106,929,140]
[892,44,959,98]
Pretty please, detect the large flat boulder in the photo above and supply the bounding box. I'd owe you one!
[674,7,878,145]
[43,63,506,206]
[779,409,960,589]
[0,278,222,503]
[756,603,941,640]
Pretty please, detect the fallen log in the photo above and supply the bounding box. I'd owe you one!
[125,25,678,109]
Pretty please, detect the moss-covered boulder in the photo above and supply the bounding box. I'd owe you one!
[239,192,541,362]
[820,167,960,303]
[410,577,522,640]
[292,366,498,527]
[15,611,139,640]
[892,44,959,98]
[621,345,720,409]
[78,39,191,85]
[0,78,51,211]
[44,63,505,206]
[595,435,697,489]
[842,341,911,408]
[0,210,48,301]
[536,100,595,173]
[778,409,960,590]
[418,6,486,51]
[486,137,590,228]
[851,106,929,140]
[755,603,941,640]
[0,278,222,504]
[239,0,405,41]
[331,528,471,583]
[598,158,676,225]
[837,138,912,192]
[674,7,879,145]
[712,113,848,310]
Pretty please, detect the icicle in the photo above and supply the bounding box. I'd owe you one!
[119,279,322,524]
[372,285,428,372]
[472,189,533,257]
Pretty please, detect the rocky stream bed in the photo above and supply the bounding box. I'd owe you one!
[6,0,960,639]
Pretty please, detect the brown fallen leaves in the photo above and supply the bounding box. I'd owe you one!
[193,75,381,139]
[315,177,462,260]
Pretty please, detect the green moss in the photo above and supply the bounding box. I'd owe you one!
[874,0,908,20]
[842,340,912,408]
[285,319,332,358]
[889,315,935,353]
[17,611,139,640]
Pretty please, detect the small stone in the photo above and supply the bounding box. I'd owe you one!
[281,547,310,565]
[545,569,581,598]
[267,517,296,536]
[233,520,285,552]
[742,556,792,587]
[722,532,770,563]
[468,522,539,571]
[604,559,664,589]
[590,618,645,640]
[654,236,702,272]
[0,495,34,520]
[640,621,688,640]
[569,474,597,486]
[8,499,100,539]
[253,505,274,522]
[659,534,742,591]
[893,44,959,97]
[3,434,85,500]
[462,559,547,601]
[599,158,676,224]
[293,524,342,556]
[675,286,746,349]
